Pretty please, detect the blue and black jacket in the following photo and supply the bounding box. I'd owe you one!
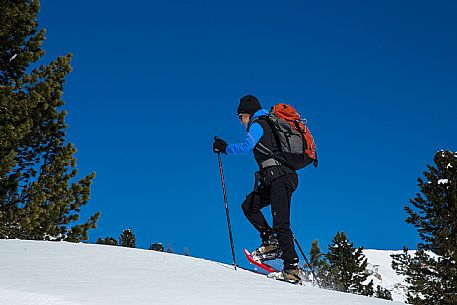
[226,109,269,155]
[226,109,295,186]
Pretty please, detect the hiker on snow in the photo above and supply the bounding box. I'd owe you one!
[213,95,317,283]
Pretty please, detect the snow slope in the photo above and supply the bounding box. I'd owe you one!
[364,250,409,302]
[0,240,403,305]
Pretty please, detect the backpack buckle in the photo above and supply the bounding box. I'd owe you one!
[260,158,281,169]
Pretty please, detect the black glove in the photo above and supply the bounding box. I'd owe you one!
[213,137,228,154]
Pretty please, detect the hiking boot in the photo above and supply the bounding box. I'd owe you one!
[282,266,301,284]
[267,265,302,284]
[251,235,282,261]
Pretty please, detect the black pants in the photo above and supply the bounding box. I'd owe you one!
[241,172,299,269]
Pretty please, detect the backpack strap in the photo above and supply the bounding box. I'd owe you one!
[246,116,262,132]
[256,117,282,153]
[256,142,274,157]
[247,116,274,156]
[249,116,285,160]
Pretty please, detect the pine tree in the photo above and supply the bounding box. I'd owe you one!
[392,150,457,305]
[96,237,118,246]
[308,239,328,283]
[321,232,374,296]
[183,247,190,256]
[0,0,99,241]
[149,243,164,252]
[375,285,393,301]
[165,243,174,253]
[119,229,136,248]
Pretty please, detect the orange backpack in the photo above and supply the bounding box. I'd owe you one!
[261,103,318,169]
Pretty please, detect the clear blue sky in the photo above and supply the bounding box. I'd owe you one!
[37,1,456,267]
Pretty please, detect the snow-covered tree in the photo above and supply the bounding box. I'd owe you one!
[149,243,164,252]
[0,0,99,241]
[96,237,118,246]
[375,285,392,301]
[392,150,457,305]
[321,232,374,296]
[119,229,136,248]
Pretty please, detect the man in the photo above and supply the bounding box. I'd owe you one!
[213,95,301,283]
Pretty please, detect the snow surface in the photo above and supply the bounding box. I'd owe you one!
[0,240,404,305]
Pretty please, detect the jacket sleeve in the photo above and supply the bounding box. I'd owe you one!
[226,123,264,155]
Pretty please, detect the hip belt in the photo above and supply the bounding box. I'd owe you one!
[260,158,281,169]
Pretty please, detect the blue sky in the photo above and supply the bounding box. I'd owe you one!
[37,1,456,267]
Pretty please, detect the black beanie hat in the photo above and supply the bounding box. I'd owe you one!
[237,95,261,115]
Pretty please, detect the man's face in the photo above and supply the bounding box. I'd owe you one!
[239,113,251,126]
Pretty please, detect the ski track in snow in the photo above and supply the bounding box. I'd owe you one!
[0,240,403,305]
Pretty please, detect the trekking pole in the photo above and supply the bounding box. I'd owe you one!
[293,235,320,287]
[216,150,237,270]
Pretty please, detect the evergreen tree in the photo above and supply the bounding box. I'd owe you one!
[183,247,190,256]
[0,0,99,241]
[375,285,393,301]
[308,239,328,283]
[392,150,457,305]
[321,232,374,296]
[96,237,118,246]
[165,243,174,253]
[119,229,136,248]
[149,243,164,252]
